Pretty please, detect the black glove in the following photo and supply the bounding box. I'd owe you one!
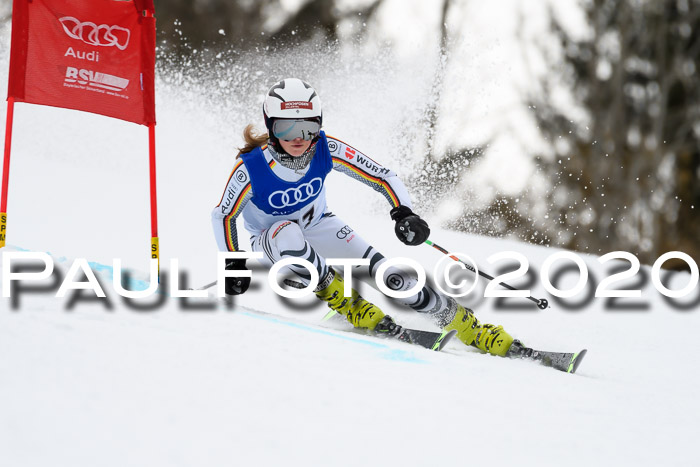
[390,205,430,246]
[225,257,251,295]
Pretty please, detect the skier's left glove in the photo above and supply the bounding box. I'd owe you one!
[225,257,251,295]
[390,205,430,246]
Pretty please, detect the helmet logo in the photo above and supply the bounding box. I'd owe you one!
[281,101,313,110]
[268,81,286,102]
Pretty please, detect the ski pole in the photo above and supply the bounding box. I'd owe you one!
[424,239,549,310]
[192,280,217,291]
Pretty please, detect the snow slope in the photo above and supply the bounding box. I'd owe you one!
[2,241,699,467]
[1,38,699,467]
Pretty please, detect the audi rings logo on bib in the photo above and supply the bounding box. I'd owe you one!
[268,178,323,209]
[59,16,131,50]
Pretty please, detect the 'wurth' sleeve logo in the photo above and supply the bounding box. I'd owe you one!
[356,155,391,175]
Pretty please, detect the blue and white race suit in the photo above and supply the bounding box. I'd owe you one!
[212,131,456,322]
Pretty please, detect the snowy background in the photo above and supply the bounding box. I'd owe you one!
[1,2,700,466]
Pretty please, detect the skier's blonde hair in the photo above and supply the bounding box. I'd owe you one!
[237,124,268,158]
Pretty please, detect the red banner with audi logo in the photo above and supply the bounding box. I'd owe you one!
[8,0,156,124]
[2,0,159,264]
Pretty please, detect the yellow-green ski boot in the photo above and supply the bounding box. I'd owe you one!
[444,304,515,356]
[315,269,385,330]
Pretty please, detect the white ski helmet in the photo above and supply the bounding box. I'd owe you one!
[263,78,322,131]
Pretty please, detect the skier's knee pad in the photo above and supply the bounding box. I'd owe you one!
[378,263,443,313]
[267,220,306,256]
[380,265,419,294]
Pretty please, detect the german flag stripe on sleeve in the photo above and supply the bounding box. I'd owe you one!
[327,136,386,170]
[224,218,237,251]
[223,183,251,250]
[216,160,244,206]
[332,156,400,207]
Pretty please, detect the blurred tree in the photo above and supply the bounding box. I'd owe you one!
[408,0,489,213]
[523,0,700,267]
[153,0,384,53]
[153,0,269,51]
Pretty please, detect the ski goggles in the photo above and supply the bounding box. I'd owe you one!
[271,119,321,141]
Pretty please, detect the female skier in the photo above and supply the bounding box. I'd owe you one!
[212,78,517,357]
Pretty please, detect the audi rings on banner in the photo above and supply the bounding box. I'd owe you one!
[59,16,131,50]
[268,178,323,209]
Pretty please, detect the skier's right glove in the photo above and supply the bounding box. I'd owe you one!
[390,205,430,246]
[225,257,251,295]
